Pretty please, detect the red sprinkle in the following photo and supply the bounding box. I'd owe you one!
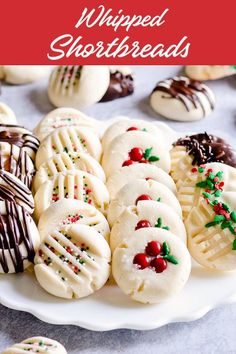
[145,241,161,257]
[139,159,150,164]
[135,220,151,230]
[133,253,149,269]
[135,194,152,205]
[150,257,167,273]
[191,167,198,173]
[127,127,138,131]
[122,159,135,167]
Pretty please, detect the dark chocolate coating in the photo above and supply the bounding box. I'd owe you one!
[100,71,134,102]
[174,132,236,167]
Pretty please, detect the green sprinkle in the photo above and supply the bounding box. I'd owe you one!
[233,239,236,250]
[198,167,205,173]
[205,221,219,228]
[196,181,207,188]
[231,211,236,222]
[214,215,225,223]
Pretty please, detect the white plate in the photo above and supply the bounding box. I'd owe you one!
[0,119,235,331]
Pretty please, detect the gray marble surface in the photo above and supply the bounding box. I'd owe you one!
[0,66,236,353]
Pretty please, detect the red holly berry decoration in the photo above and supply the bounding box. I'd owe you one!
[133,253,149,269]
[122,159,135,167]
[127,126,139,131]
[150,257,167,273]
[139,160,149,164]
[135,194,152,205]
[145,241,161,257]
[129,147,143,161]
[135,220,151,230]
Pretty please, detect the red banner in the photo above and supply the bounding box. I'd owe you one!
[0,0,235,64]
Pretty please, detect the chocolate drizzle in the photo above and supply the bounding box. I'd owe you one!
[174,132,236,167]
[0,200,35,273]
[153,77,215,116]
[100,71,134,102]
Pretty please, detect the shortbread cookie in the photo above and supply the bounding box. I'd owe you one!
[33,151,106,192]
[0,102,17,124]
[112,228,191,304]
[48,65,110,109]
[107,164,176,199]
[150,76,215,121]
[0,142,35,188]
[35,126,102,168]
[185,65,236,81]
[102,131,170,177]
[38,199,110,241]
[108,179,181,226]
[110,201,186,251]
[0,66,4,79]
[2,336,67,354]
[102,118,166,152]
[100,66,134,102]
[1,65,51,84]
[0,124,39,160]
[35,224,111,299]
[34,170,109,221]
[0,200,40,273]
[34,107,99,141]
[178,162,236,219]
[171,133,236,185]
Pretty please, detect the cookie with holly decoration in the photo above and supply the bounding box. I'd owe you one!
[107,178,181,227]
[35,126,102,169]
[185,65,236,81]
[112,227,191,304]
[35,224,111,299]
[110,200,186,252]
[34,170,109,222]
[177,162,236,220]
[102,130,170,178]
[107,163,176,199]
[2,336,67,354]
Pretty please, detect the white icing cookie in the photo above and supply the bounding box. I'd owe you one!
[2,336,67,354]
[35,126,102,169]
[185,193,236,271]
[34,170,109,221]
[0,200,40,274]
[34,107,99,141]
[102,131,170,177]
[0,102,17,124]
[102,118,166,152]
[48,65,110,109]
[150,76,215,121]
[110,201,186,252]
[112,228,191,304]
[38,199,110,242]
[185,65,236,81]
[108,178,181,226]
[2,66,51,84]
[35,224,111,299]
[177,162,236,219]
[106,163,176,199]
[33,151,105,192]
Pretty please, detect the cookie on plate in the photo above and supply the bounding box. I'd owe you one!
[34,170,109,221]
[2,336,67,354]
[150,76,215,121]
[1,65,51,84]
[33,151,106,192]
[48,65,110,109]
[35,224,111,299]
[112,228,191,304]
[185,65,236,81]
[110,200,186,252]
[108,178,181,226]
[0,102,17,124]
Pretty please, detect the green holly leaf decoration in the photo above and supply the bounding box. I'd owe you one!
[163,254,179,265]
[214,215,225,223]
[144,147,153,159]
[232,239,236,250]
[196,181,207,188]
[148,155,160,162]
[162,241,170,256]
[230,211,236,222]
[231,65,236,70]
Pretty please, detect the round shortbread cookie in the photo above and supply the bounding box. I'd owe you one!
[106,164,176,199]
[177,162,236,220]
[34,107,99,141]
[102,131,170,178]
[33,151,106,192]
[2,336,67,354]
[1,65,51,84]
[0,102,17,124]
[102,118,166,152]
[0,200,40,273]
[112,228,191,304]
[110,201,186,251]
[34,170,109,221]
[185,192,236,271]
[48,65,110,109]
[185,65,235,81]
[35,126,102,168]
[108,179,181,226]
[38,199,110,242]
[35,224,111,299]
[150,76,215,122]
